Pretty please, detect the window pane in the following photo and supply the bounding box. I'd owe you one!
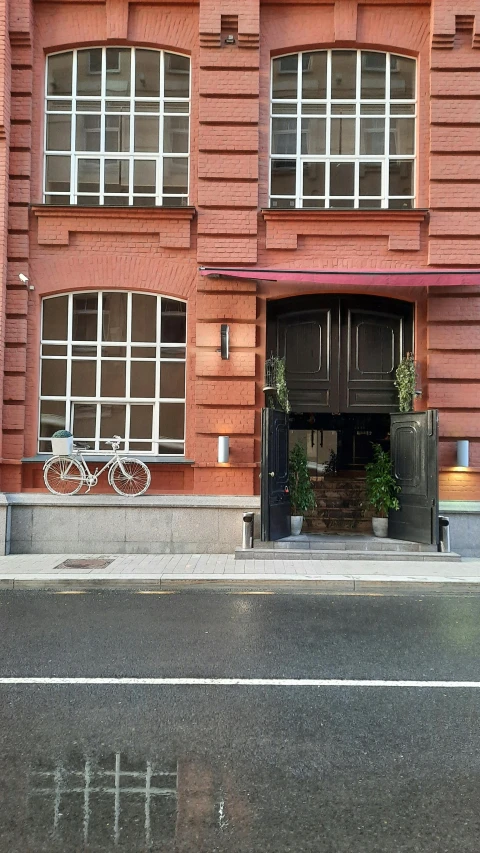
[391,55,415,100]
[388,198,413,209]
[301,118,325,155]
[330,118,355,155]
[331,51,356,99]
[160,362,185,398]
[76,115,101,152]
[303,162,325,196]
[71,360,96,397]
[360,119,385,155]
[43,345,67,356]
[330,162,354,196]
[130,405,153,439]
[104,160,129,193]
[131,362,156,398]
[159,402,184,440]
[359,198,382,208]
[46,115,71,151]
[161,299,186,343]
[359,162,382,196]
[302,198,325,208]
[272,118,297,155]
[105,116,130,152]
[77,49,102,96]
[132,347,156,358]
[135,50,160,98]
[134,161,156,193]
[163,158,188,194]
[48,52,73,96]
[158,441,183,455]
[101,361,126,396]
[73,403,97,438]
[302,52,327,100]
[102,292,127,341]
[43,296,68,340]
[160,346,185,359]
[389,160,413,196]
[134,116,159,152]
[40,401,66,437]
[73,345,96,356]
[271,160,296,196]
[100,404,126,438]
[330,198,354,208]
[41,360,67,396]
[77,159,100,193]
[361,52,386,99]
[73,293,98,341]
[164,53,190,99]
[106,48,131,97]
[272,55,298,99]
[45,156,70,193]
[163,116,189,153]
[390,118,415,155]
[131,293,157,342]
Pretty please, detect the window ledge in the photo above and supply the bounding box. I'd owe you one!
[23,455,194,465]
[261,208,429,252]
[31,205,196,249]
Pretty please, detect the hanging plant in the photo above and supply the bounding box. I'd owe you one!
[394,353,416,413]
[264,355,290,413]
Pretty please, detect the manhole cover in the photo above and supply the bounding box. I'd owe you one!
[55,559,114,570]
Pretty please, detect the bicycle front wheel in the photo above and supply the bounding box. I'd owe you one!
[44,456,84,496]
[110,459,151,496]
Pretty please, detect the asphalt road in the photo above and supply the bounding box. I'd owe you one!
[0,590,480,852]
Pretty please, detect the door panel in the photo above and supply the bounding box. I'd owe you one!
[272,295,412,414]
[389,410,439,545]
[261,408,291,541]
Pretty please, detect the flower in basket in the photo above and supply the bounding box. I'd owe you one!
[52,430,73,438]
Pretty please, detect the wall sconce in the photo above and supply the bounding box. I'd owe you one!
[224,34,236,44]
[457,440,469,468]
[220,324,230,360]
[218,436,229,464]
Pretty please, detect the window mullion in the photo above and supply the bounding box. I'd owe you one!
[153,296,161,455]
[126,291,132,401]
[296,52,302,206]
[130,49,135,205]
[66,293,73,432]
[325,50,332,207]
[384,52,391,208]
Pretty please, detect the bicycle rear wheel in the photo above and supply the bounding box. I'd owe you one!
[109,459,151,496]
[44,456,84,495]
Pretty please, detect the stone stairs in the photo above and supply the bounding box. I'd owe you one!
[305,475,373,534]
[235,534,461,561]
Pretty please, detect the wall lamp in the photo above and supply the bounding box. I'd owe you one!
[457,440,469,468]
[218,436,230,464]
[224,34,236,44]
[19,273,34,291]
[220,324,230,360]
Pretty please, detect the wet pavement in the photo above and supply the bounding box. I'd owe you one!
[1,590,480,851]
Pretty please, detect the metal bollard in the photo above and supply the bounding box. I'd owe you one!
[242,512,254,549]
[438,516,450,553]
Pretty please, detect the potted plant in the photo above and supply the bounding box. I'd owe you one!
[365,444,400,537]
[288,442,316,535]
[51,429,73,455]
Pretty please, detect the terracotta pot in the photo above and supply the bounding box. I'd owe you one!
[290,516,304,536]
[372,517,388,538]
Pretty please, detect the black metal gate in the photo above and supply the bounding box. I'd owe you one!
[261,408,291,541]
[389,410,439,546]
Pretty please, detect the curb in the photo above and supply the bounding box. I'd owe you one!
[2,575,480,594]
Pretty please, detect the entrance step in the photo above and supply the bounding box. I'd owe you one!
[235,534,462,561]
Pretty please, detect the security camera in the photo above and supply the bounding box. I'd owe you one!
[18,274,28,284]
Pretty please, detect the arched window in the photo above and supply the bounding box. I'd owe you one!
[45,48,190,206]
[270,50,416,209]
[39,292,186,455]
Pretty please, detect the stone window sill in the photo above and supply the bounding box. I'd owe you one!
[23,455,194,465]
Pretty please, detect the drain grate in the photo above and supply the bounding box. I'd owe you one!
[55,558,114,570]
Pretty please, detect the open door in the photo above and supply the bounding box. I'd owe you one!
[261,408,291,541]
[389,410,439,546]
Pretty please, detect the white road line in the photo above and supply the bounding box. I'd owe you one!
[0,677,480,687]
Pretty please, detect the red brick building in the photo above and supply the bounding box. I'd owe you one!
[0,0,479,553]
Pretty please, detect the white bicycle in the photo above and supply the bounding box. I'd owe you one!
[43,435,151,497]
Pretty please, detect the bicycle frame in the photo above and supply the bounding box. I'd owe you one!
[44,446,131,494]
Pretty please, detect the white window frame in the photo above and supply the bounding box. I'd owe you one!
[270,49,416,210]
[39,291,187,456]
[44,47,190,207]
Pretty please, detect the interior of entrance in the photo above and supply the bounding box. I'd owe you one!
[289,413,391,534]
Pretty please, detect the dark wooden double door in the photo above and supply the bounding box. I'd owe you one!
[269,295,413,414]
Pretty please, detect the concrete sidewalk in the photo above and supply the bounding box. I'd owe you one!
[0,552,480,592]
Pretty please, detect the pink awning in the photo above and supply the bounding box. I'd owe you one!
[199,267,480,287]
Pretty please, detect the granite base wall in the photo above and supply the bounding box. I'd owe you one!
[4,495,260,555]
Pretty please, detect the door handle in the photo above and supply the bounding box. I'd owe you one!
[269,471,275,477]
